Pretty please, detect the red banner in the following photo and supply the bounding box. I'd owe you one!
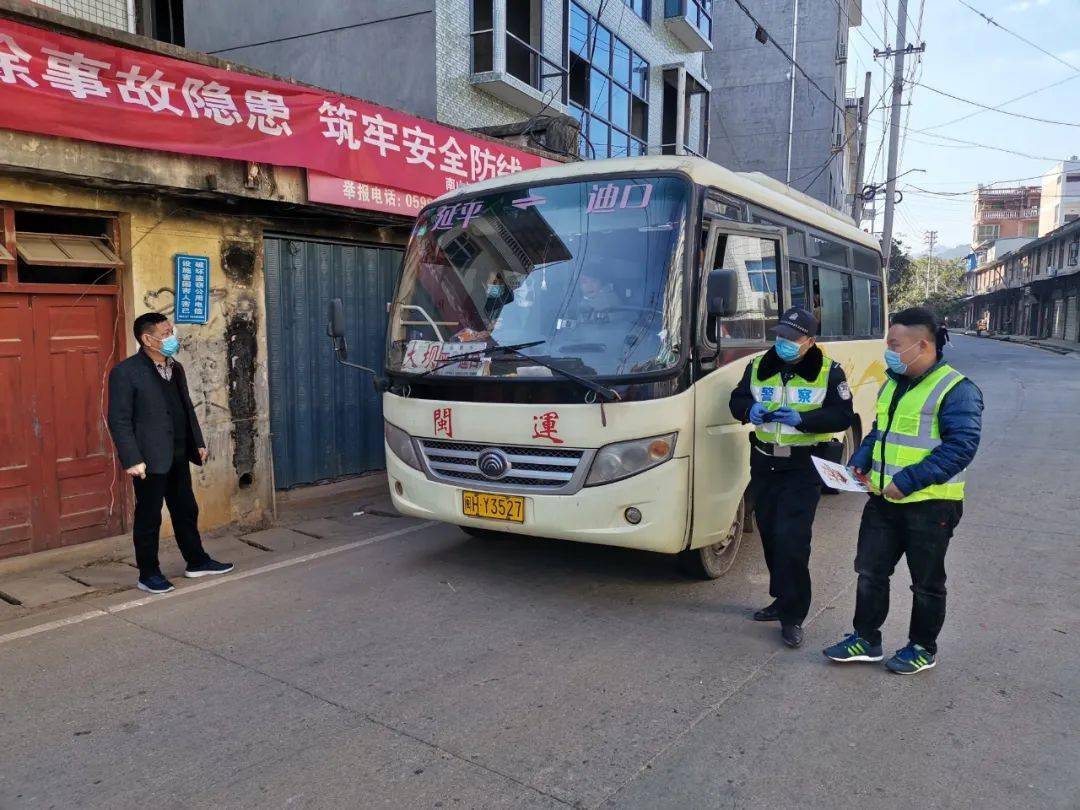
[0,18,551,207]
[306,172,436,218]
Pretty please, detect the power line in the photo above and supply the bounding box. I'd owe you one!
[828,0,887,51]
[917,73,1080,133]
[953,0,1080,75]
[913,173,1047,186]
[902,129,1071,162]
[205,9,433,54]
[896,0,926,173]
[909,80,1080,127]
[790,81,894,193]
[729,0,849,118]
[906,173,1048,191]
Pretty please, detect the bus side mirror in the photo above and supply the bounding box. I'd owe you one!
[326,298,388,391]
[706,268,739,318]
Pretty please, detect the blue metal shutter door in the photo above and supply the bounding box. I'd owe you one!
[265,237,402,489]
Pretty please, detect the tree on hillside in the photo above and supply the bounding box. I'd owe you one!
[886,239,966,322]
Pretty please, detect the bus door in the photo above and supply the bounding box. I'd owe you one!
[690,221,788,551]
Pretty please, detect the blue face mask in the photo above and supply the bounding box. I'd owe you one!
[775,337,803,362]
[884,343,918,374]
[159,335,180,357]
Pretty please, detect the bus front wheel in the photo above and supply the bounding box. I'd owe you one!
[679,496,746,580]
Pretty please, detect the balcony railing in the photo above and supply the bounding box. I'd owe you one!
[470,21,568,115]
[504,31,567,103]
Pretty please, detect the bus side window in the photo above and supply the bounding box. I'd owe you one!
[869,279,884,335]
[815,265,854,337]
[852,275,872,336]
[711,233,780,342]
[789,260,810,311]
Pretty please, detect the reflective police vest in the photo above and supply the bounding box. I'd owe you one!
[749,353,837,446]
[871,363,966,503]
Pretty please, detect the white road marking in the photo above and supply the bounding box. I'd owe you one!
[0,521,436,647]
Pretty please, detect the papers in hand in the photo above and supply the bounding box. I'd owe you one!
[812,456,869,493]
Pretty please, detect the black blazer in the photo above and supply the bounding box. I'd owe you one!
[107,350,206,474]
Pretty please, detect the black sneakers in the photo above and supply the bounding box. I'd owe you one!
[184,558,235,578]
[137,574,175,594]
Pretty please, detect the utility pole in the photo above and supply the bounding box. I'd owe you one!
[785,0,800,184]
[851,70,872,224]
[924,229,938,297]
[875,1,924,271]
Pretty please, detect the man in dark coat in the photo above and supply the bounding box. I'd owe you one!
[107,312,233,594]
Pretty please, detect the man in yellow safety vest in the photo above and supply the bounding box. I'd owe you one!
[824,307,983,674]
[730,307,854,649]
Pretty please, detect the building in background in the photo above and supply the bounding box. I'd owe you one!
[1038,157,1080,236]
[963,218,1080,342]
[706,0,862,210]
[0,0,554,559]
[971,185,1041,247]
[143,0,712,161]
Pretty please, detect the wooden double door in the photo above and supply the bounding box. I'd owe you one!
[0,292,123,558]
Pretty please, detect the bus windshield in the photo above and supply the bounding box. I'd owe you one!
[387,175,688,379]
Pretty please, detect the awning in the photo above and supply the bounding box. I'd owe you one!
[16,233,122,268]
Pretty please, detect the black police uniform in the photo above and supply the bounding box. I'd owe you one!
[729,344,854,628]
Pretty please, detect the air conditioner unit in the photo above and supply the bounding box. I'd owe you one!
[836,43,848,63]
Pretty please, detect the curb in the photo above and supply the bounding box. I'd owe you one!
[0,474,390,580]
[962,332,1079,358]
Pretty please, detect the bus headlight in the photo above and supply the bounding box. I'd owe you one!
[384,421,422,471]
[585,433,677,487]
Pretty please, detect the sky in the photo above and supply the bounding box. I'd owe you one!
[845,0,1080,254]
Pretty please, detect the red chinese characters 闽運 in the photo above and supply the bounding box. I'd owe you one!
[433,407,453,438]
[531,411,563,444]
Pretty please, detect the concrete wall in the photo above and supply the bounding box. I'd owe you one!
[181,0,440,119]
[707,0,848,208]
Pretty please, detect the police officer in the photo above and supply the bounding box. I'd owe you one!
[730,307,854,648]
[824,307,983,674]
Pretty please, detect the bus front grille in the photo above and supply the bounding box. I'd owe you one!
[417,439,591,493]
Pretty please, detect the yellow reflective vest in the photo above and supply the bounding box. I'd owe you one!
[750,353,838,446]
[871,363,967,503]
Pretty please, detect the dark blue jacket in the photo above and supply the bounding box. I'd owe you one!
[850,359,983,498]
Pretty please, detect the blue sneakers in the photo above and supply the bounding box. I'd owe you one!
[885,643,936,675]
[823,632,884,663]
[184,558,235,578]
[137,574,175,594]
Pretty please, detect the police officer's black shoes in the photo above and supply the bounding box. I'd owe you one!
[781,624,804,648]
[753,601,781,622]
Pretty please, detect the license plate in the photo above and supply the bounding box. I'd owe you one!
[462,491,525,523]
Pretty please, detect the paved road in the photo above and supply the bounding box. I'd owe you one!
[1,336,1077,809]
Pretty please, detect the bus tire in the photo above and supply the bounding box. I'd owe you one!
[679,495,746,580]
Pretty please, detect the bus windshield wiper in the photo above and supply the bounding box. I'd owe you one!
[408,341,620,403]
[501,348,621,403]
[410,340,546,379]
